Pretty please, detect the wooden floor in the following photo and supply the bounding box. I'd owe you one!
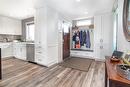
[0,58,105,87]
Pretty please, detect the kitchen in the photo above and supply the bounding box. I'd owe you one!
[0,16,35,62]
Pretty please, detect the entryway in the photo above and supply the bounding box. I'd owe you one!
[63,22,70,60]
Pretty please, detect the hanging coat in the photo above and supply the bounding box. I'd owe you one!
[72,33,76,42]
[82,31,86,46]
[75,35,80,48]
[79,30,83,46]
[86,30,91,48]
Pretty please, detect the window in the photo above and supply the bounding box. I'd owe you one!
[62,22,71,33]
[63,23,69,33]
[26,22,35,41]
[76,19,92,26]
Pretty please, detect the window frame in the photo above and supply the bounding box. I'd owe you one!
[76,18,93,27]
[25,21,35,42]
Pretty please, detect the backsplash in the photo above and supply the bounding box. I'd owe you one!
[0,34,21,42]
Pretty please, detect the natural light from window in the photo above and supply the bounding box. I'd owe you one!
[76,19,92,26]
[26,23,35,41]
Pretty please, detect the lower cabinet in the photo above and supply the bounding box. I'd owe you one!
[1,43,13,58]
[35,44,58,67]
[13,43,26,60]
[0,42,27,60]
[35,53,47,65]
[35,45,47,66]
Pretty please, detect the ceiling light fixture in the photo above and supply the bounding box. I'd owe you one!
[76,0,80,2]
[84,11,88,14]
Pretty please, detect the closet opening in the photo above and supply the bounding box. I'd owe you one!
[71,18,94,52]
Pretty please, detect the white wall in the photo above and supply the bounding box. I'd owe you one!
[117,0,130,52]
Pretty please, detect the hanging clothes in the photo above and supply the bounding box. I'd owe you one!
[72,32,76,48]
[72,32,76,42]
[82,30,86,46]
[86,30,91,48]
[79,30,83,46]
[75,31,80,48]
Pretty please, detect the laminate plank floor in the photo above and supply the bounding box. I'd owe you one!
[0,58,105,87]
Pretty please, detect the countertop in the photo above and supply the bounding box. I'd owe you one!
[0,42,35,48]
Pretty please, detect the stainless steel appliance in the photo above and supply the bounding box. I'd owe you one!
[26,44,35,62]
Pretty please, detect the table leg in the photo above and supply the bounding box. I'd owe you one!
[105,63,107,87]
[0,48,1,79]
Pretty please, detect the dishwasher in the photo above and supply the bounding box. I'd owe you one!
[26,44,35,63]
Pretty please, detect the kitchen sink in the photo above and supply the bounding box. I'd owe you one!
[116,64,130,80]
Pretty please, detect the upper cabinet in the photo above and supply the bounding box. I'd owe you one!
[0,16,22,35]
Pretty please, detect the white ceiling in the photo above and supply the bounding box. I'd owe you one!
[0,0,115,20]
[45,0,115,20]
[0,0,35,20]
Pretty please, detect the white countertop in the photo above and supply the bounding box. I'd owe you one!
[0,42,35,48]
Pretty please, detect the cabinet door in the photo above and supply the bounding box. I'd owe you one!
[35,53,46,65]
[0,16,21,35]
[101,14,113,58]
[21,45,26,60]
[94,13,113,59]
[13,46,17,57]
[13,44,26,60]
[0,17,3,34]
[35,11,41,45]
[16,47,21,59]
[1,45,13,58]
[94,15,102,59]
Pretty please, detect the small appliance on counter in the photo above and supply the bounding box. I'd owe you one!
[110,51,124,62]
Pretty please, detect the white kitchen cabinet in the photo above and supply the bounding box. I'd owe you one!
[35,44,48,66]
[0,43,13,58]
[35,7,59,67]
[94,13,113,60]
[13,43,26,60]
[0,16,22,35]
[35,53,47,65]
[0,17,3,33]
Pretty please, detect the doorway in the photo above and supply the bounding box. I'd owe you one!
[63,22,70,60]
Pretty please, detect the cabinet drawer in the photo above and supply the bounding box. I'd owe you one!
[35,54,46,65]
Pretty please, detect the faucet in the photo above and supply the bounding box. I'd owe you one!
[3,38,8,42]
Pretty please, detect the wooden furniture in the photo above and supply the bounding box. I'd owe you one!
[105,56,130,87]
[0,48,1,79]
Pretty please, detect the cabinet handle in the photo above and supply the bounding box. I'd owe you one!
[100,46,103,49]
[38,59,42,61]
[100,39,103,43]
[20,48,22,52]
